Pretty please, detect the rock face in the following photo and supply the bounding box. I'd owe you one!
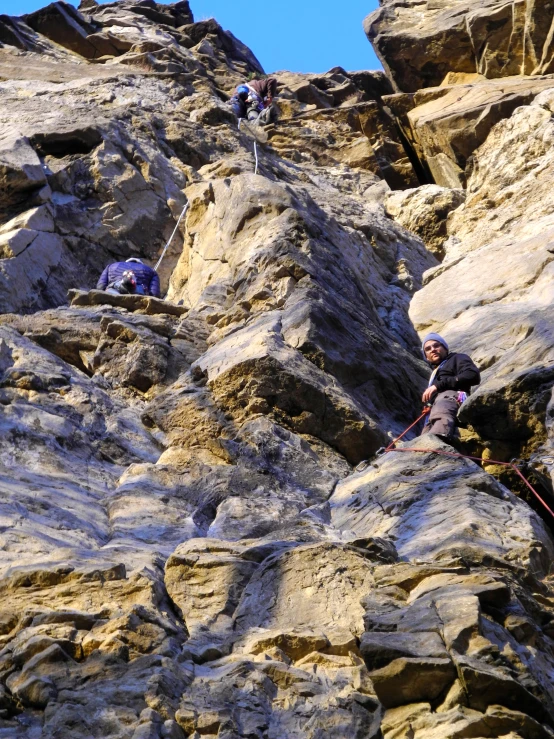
[384,184,465,259]
[0,4,425,317]
[365,0,554,93]
[365,0,554,187]
[410,89,554,474]
[403,74,554,187]
[0,1,554,738]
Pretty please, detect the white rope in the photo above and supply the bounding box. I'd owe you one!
[238,117,260,175]
[154,202,189,272]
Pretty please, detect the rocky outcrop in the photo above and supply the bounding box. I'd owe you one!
[365,0,554,93]
[409,90,554,472]
[405,74,554,187]
[364,0,554,188]
[0,1,430,318]
[384,184,465,259]
[1,323,553,737]
[0,0,554,737]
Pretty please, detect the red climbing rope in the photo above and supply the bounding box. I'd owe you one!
[387,446,554,519]
[356,408,554,520]
[384,405,431,452]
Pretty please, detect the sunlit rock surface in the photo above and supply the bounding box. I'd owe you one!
[0,1,553,737]
[365,0,554,92]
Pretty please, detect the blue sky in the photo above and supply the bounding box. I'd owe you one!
[3,0,382,73]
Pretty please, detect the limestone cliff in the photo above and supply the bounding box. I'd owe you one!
[0,2,554,738]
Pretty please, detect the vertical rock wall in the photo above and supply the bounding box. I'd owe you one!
[0,1,553,738]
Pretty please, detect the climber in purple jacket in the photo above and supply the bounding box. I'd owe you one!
[96,258,161,298]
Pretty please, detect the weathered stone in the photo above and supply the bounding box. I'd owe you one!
[234,543,374,636]
[0,0,553,736]
[410,93,554,464]
[406,75,554,187]
[269,100,419,188]
[238,630,330,662]
[369,657,456,708]
[164,540,260,634]
[364,0,477,92]
[365,0,554,92]
[384,185,465,260]
[330,435,554,572]
[456,655,550,724]
[0,134,47,221]
[361,631,449,669]
[6,673,57,709]
[24,2,103,59]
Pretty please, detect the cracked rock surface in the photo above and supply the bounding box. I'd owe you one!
[0,1,554,738]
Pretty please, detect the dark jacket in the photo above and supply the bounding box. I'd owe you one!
[248,78,277,100]
[431,352,480,393]
[97,261,160,298]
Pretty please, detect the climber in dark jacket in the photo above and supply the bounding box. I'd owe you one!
[230,77,279,124]
[96,258,161,298]
[247,77,277,103]
[420,332,480,441]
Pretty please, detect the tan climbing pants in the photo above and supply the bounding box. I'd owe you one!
[421,390,460,439]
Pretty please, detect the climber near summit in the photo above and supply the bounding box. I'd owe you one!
[420,333,480,442]
[96,258,161,298]
[230,76,279,125]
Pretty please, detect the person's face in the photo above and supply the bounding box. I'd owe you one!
[424,340,448,365]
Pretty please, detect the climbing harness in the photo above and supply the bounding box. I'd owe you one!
[355,408,554,520]
[154,201,189,272]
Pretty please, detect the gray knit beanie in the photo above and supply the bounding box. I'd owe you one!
[421,332,449,358]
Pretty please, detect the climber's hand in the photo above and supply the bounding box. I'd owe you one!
[422,385,438,404]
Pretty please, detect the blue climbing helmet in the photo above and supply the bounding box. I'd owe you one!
[236,84,249,96]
